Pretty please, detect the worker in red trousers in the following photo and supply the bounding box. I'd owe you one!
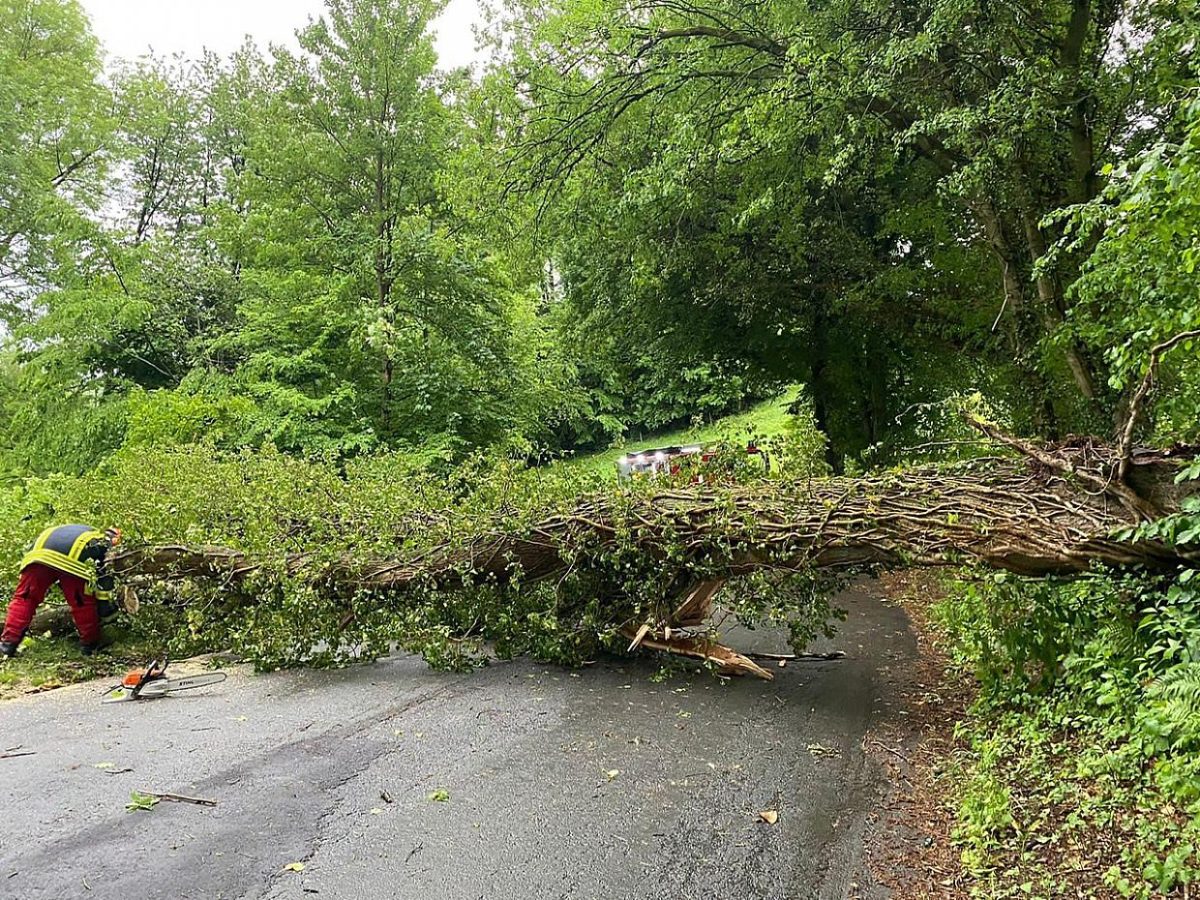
[0,524,123,658]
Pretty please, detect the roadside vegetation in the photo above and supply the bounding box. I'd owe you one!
[935,561,1200,897]
[556,385,821,476]
[3,0,1200,896]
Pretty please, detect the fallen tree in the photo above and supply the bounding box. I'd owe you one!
[104,425,1200,678]
[112,450,1196,583]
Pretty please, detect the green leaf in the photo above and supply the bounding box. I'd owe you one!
[125,791,159,813]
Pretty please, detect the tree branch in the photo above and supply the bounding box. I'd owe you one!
[1117,329,1200,483]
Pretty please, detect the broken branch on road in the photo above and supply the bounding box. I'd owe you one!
[137,791,218,807]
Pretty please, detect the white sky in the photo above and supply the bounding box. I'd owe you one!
[79,0,487,70]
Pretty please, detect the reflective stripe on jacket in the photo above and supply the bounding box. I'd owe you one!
[19,525,111,591]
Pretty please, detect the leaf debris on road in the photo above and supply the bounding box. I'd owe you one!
[125,791,159,813]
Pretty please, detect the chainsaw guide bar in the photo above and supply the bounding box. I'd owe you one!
[102,658,228,703]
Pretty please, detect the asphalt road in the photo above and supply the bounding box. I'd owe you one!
[0,582,916,900]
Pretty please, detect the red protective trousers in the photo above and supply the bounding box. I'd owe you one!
[1,562,102,645]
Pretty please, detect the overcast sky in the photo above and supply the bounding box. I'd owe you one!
[79,0,487,69]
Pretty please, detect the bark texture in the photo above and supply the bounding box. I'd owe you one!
[108,441,1199,595]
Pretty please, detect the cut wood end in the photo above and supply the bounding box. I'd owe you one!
[626,622,652,653]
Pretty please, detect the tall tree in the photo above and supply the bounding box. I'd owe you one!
[0,40,258,471]
[0,0,111,317]
[222,0,531,452]
[495,0,1190,438]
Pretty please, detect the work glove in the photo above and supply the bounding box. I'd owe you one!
[97,595,121,624]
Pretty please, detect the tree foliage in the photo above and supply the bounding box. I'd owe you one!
[3,0,1197,470]
[488,0,1198,453]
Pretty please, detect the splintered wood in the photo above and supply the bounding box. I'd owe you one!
[621,578,775,680]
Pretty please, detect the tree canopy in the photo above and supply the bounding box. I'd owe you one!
[0,0,1196,473]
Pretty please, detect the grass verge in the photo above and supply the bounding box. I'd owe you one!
[555,385,805,478]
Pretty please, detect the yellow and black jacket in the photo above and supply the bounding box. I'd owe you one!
[20,525,115,599]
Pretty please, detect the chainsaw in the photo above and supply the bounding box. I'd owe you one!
[102,657,227,703]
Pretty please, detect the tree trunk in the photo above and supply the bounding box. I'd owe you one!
[375,144,394,433]
[807,303,843,472]
[973,199,1075,434]
[1020,211,1097,400]
[110,439,1199,599]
